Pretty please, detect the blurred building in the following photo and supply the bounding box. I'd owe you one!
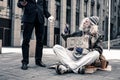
[110,0,120,39]
[0,0,119,47]
[0,0,22,47]
[0,0,12,46]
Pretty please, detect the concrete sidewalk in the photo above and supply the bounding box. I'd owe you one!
[0,47,120,80]
[2,47,120,59]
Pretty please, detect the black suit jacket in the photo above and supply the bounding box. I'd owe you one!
[17,0,51,23]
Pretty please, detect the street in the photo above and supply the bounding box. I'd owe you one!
[0,48,120,80]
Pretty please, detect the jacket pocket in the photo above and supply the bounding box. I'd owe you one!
[24,2,34,14]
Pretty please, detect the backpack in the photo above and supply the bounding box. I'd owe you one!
[91,54,109,69]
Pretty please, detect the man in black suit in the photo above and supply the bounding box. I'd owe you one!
[17,0,54,70]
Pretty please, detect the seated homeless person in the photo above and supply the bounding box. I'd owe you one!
[53,16,106,74]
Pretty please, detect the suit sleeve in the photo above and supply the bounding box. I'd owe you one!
[43,0,51,18]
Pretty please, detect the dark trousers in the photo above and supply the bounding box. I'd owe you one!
[22,14,45,64]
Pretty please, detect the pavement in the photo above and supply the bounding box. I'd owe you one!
[0,47,120,80]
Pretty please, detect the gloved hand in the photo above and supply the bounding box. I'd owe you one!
[75,47,83,55]
[48,16,54,22]
[64,26,70,34]
[73,47,83,59]
[64,28,68,34]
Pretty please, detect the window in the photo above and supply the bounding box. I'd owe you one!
[56,5,60,21]
[103,0,105,5]
[76,0,80,29]
[102,21,104,31]
[56,0,60,2]
[7,0,12,9]
[114,7,116,12]
[103,10,105,17]
[91,6,94,16]
[66,9,71,25]
[97,7,100,16]
[76,0,80,10]
[66,0,71,26]
[67,0,71,7]
[76,12,79,26]
[84,2,88,17]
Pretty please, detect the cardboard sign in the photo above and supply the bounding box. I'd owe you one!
[67,35,89,48]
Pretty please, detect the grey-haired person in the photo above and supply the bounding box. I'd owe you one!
[53,16,103,74]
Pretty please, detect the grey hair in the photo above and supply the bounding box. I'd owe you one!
[79,17,99,34]
[89,25,99,34]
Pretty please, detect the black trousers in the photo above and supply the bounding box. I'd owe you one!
[22,14,45,64]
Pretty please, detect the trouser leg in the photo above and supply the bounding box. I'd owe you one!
[34,19,45,61]
[22,22,34,64]
[53,45,100,73]
[73,51,100,73]
[53,45,77,69]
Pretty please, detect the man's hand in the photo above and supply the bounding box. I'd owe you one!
[48,16,54,22]
[20,1,27,6]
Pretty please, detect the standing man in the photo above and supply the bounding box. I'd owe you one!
[17,0,54,70]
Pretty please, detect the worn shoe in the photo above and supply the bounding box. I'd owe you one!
[78,66,85,74]
[21,63,28,70]
[55,64,69,75]
[36,61,46,67]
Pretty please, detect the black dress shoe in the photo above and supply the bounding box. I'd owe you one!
[36,61,46,67]
[78,66,85,74]
[21,64,28,70]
